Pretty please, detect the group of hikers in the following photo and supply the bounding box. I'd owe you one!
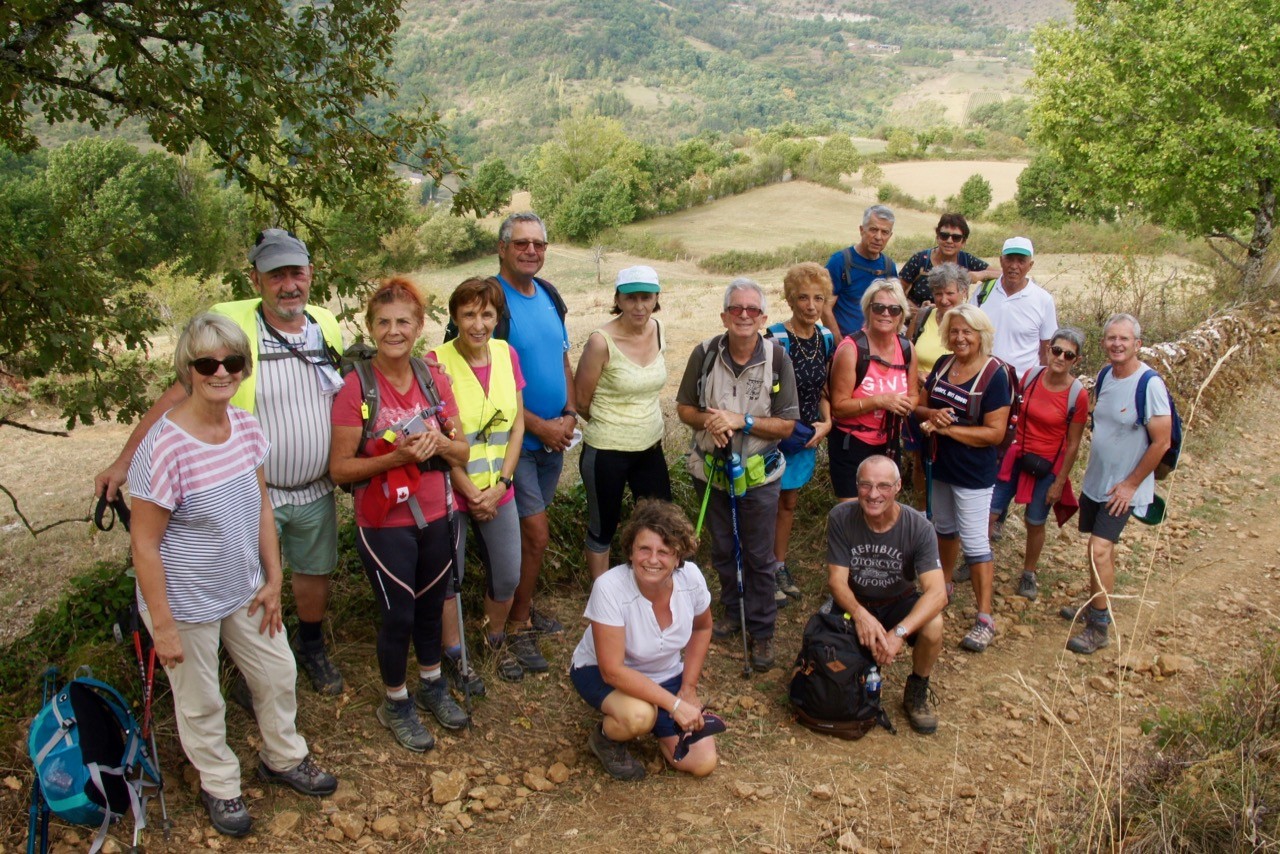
[91,205,1173,835]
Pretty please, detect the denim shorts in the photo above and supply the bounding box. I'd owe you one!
[513,447,565,518]
[990,472,1054,527]
[570,665,683,738]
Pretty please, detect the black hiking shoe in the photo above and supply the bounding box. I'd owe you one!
[294,638,344,696]
[1066,613,1111,655]
[258,755,337,797]
[588,723,645,781]
[508,629,549,673]
[486,635,525,683]
[712,616,741,641]
[903,673,938,735]
[377,697,434,752]
[529,607,564,635]
[443,649,486,697]
[415,677,470,730]
[750,637,775,672]
[200,790,252,837]
[776,564,802,599]
[228,672,255,718]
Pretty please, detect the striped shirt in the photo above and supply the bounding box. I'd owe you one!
[128,409,270,623]
[253,315,338,507]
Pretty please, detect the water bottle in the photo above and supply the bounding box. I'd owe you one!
[865,666,882,703]
[727,452,747,497]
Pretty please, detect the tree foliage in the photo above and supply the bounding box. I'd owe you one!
[470,159,518,216]
[949,173,992,219]
[1031,0,1280,288]
[526,116,645,239]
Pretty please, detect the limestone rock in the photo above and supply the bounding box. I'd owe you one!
[1088,675,1116,694]
[955,784,977,799]
[547,762,571,784]
[268,810,302,837]
[1117,651,1156,673]
[1158,654,1192,676]
[431,769,469,805]
[811,783,834,801]
[837,830,862,851]
[522,771,555,793]
[728,780,756,799]
[330,812,365,841]
[372,815,400,839]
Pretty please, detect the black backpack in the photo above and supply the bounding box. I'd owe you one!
[789,612,895,739]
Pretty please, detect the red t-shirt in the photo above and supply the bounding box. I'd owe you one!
[1019,373,1089,460]
[332,363,459,528]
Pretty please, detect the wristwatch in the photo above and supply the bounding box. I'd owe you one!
[894,624,908,639]
[743,414,755,435]
[498,475,514,489]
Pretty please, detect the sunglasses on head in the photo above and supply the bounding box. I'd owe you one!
[191,355,247,376]
[1050,345,1079,361]
[869,303,904,317]
[725,305,764,318]
[937,231,966,242]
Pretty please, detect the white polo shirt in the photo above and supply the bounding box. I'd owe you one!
[571,561,712,683]
[974,278,1058,376]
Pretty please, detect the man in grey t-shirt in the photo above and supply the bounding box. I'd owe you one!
[826,455,946,734]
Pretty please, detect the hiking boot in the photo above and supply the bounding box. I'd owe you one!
[376,697,435,752]
[990,518,1006,542]
[774,585,789,609]
[750,637,775,672]
[902,673,938,735]
[1059,601,1092,621]
[529,606,564,635]
[959,618,996,653]
[443,649,486,697]
[508,629,549,673]
[415,678,470,731]
[486,636,525,683]
[953,559,971,583]
[258,755,337,797]
[1066,616,1111,655]
[776,564,802,600]
[587,723,645,781]
[294,639,344,696]
[228,672,255,718]
[712,616,741,641]
[1017,572,1039,601]
[200,790,252,837]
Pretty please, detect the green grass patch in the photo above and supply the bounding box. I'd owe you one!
[699,240,844,276]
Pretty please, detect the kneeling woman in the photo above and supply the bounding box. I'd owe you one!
[570,500,720,780]
[331,278,472,752]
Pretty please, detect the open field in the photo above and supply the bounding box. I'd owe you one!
[878,159,1028,206]
[889,63,1033,127]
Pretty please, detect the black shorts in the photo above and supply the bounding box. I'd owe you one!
[860,591,922,645]
[1078,494,1132,543]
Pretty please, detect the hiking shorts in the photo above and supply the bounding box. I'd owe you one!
[1078,494,1132,543]
[514,447,564,519]
[570,665,684,738]
[274,493,338,576]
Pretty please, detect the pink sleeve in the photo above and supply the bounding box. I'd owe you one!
[331,372,365,427]
[430,364,460,419]
[509,346,527,391]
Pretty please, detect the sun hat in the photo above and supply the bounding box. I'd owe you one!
[615,265,661,294]
[249,229,311,272]
[1001,236,1034,257]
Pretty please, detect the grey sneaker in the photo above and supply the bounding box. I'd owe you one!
[1060,601,1091,621]
[774,584,789,609]
[588,723,645,781]
[377,697,435,752]
[1066,617,1111,655]
[508,630,549,673]
[1017,572,1039,601]
[443,650,486,697]
[258,755,337,797]
[959,618,996,653]
[415,678,470,731]
[750,637,775,672]
[776,564,801,599]
[200,790,252,837]
[903,673,938,735]
[486,636,525,683]
[294,639,344,696]
[529,607,564,635]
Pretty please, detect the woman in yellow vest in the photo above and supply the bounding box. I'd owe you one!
[431,277,527,685]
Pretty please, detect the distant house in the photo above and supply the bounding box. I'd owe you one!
[866,42,901,54]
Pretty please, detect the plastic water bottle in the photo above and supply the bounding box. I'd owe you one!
[727,452,747,497]
[865,666,882,703]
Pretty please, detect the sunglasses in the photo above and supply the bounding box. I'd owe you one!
[191,355,247,376]
[509,238,548,251]
[869,303,904,317]
[725,305,764,318]
[476,408,508,442]
[937,231,966,242]
[1050,345,1080,361]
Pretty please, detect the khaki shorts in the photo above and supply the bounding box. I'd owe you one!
[274,493,338,576]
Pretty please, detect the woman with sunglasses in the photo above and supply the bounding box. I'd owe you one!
[989,328,1089,602]
[827,279,920,500]
[429,277,528,686]
[331,278,471,752]
[899,213,997,307]
[574,265,671,581]
[129,313,336,837]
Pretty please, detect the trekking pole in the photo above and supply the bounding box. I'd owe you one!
[439,437,473,729]
[694,457,715,539]
[722,445,752,680]
[28,667,58,854]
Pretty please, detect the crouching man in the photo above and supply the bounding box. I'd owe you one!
[826,455,946,733]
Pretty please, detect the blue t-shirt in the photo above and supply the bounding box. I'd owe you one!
[924,358,1013,489]
[825,247,897,336]
[499,276,570,451]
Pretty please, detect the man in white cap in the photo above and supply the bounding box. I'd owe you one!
[95,228,348,697]
[971,236,1058,377]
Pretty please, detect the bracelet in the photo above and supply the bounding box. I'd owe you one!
[672,697,682,714]
[562,408,578,419]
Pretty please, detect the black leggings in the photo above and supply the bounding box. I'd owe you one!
[580,442,672,553]
[356,520,454,687]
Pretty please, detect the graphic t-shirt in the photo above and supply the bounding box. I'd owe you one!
[826,502,941,600]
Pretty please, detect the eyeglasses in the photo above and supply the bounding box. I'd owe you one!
[191,355,247,376]
[725,305,764,318]
[856,480,899,493]
[476,409,508,443]
[1050,345,1080,361]
[509,239,548,251]
[937,231,966,242]
[869,303,904,317]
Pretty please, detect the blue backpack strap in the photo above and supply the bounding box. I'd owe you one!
[767,322,790,354]
[1134,368,1153,424]
[819,325,835,359]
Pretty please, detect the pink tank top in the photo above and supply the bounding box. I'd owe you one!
[834,335,908,445]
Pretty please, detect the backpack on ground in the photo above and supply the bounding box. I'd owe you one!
[1094,365,1183,479]
[789,612,895,740]
[28,673,162,854]
[926,354,1021,451]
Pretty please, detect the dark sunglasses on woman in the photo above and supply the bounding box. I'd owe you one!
[191,355,247,376]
